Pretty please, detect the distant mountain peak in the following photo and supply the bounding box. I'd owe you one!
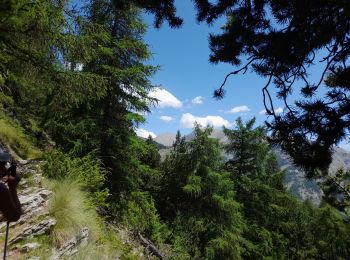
[154,133,177,147]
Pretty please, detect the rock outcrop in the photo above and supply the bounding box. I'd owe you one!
[50,227,89,259]
[10,217,57,244]
[0,160,56,258]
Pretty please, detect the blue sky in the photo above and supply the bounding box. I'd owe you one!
[136,2,350,151]
[137,2,284,138]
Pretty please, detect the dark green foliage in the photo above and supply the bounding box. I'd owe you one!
[223,117,350,259]
[310,205,350,259]
[0,0,106,126]
[143,136,162,169]
[128,136,163,195]
[223,117,281,203]
[321,169,350,214]
[37,0,159,203]
[79,1,157,198]
[1,0,168,248]
[113,0,182,28]
[204,0,350,178]
[119,191,169,245]
[0,0,62,91]
[240,177,318,259]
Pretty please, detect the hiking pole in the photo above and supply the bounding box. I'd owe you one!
[3,221,9,260]
[3,161,14,260]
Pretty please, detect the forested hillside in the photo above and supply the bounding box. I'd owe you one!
[156,132,350,205]
[1,0,350,259]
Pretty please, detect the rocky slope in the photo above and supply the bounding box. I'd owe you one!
[0,160,91,259]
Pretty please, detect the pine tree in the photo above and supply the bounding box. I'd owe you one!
[129,0,350,179]
[310,205,350,259]
[223,117,271,178]
[87,0,157,195]
[41,0,157,195]
[321,168,350,214]
[0,0,110,142]
[223,117,318,258]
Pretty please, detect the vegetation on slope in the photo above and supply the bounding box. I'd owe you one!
[21,152,144,259]
[0,111,41,159]
[46,178,136,260]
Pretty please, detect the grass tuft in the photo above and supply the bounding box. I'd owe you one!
[47,178,101,247]
[43,177,135,259]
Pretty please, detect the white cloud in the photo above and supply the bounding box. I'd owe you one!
[148,87,182,108]
[191,96,204,105]
[160,116,174,122]
[180,113,232,129]
[227,105,250,114]
[135,128,156,139]
[275,107,283,114]
[259,107,284,115]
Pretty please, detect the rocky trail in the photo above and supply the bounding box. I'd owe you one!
[0,160,92,259]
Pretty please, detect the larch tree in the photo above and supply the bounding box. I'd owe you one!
[161,125,245,259]
[223,117,273,178]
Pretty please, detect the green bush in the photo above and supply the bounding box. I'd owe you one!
[118,191,169,245]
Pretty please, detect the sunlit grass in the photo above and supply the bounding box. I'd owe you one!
[47,178,101,247]
[0,112,41,159]
[43,177,136,259]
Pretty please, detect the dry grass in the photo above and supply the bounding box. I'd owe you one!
[45,178,136,259]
